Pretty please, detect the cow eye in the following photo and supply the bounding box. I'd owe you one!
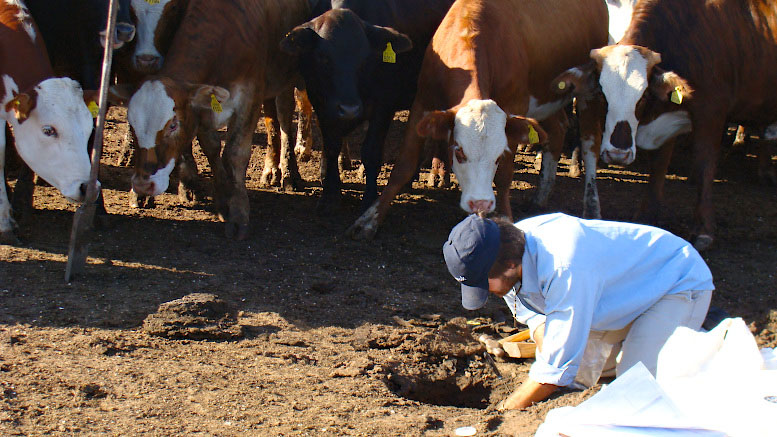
[42,125,58,138]
[168,117,178,133]
[454,145,467,164]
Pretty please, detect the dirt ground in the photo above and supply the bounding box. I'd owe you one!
[1,107,776,436]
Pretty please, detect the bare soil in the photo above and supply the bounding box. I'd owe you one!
[1,107,775,436]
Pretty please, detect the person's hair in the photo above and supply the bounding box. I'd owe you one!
[487,214,526,276]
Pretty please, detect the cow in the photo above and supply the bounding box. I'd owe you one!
[126,0,321,240]
[1,0,94,243]
[281,0,456,214]
[554,0,777,250]
[127,0,321,202]
[346,0,608,239]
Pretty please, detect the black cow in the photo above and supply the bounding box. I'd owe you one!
[26,0,135,90]
[281,0,456,214]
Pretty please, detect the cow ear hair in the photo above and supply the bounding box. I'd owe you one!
[551,60,599,98]
[649,67,692,103]
[189,85,230,110]
[280,26,318,55]
[365,24,413,54]
[5,91,35,123]
[505,116,547,147]
[416,110,455,141]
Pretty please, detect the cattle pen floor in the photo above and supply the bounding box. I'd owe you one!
[1,107,776,436]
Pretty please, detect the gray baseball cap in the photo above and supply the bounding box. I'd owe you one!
[443,215,500,310]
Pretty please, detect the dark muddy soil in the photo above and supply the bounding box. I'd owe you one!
[1,107,775,435]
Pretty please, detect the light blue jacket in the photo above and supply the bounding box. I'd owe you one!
[502,213,714,386]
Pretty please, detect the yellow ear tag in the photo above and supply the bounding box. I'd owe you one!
[558,81,566,90]
[670,86,683,105]
[382,42,396,64]
[210,94,223,113]
[87,101,99,118]
[145,0,160,5]
[528,125,540,144]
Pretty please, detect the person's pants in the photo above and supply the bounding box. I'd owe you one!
[599,289,713,378]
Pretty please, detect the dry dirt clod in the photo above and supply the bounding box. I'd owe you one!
[142,293,244,340]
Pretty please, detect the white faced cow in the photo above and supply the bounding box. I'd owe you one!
[1,0,94,242]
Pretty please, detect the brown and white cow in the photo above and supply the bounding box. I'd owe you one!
[1,0,94,243]
[127,0,318,240]
[556,0,777,250]
[347,0,608,239]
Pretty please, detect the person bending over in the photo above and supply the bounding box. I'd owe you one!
[443,213,714,410]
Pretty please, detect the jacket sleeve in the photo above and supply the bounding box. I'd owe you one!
[528,267,601,386]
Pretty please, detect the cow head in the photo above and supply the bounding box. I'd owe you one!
[280,8,411,127]
[416,99,546,214]
[98,0,136,50]
[3,77,93,202]
[552,44,692,165]
[127,78,228,197]
[130,0,185,73]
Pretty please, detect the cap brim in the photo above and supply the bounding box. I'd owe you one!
[461,282,489,310]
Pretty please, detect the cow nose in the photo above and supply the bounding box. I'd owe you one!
[116,23,136,43]
[337,103,362,120]
[468,200,494,213]
[135,54,161,71]
[609,121,633,150]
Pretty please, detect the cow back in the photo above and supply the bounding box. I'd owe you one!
[0,1,52,96]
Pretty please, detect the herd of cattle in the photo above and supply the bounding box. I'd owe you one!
[1,0,776,250]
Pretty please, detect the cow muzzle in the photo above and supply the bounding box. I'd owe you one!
[602,147,635,165]
[466,199,495,214]
[131,173,156,197]
[134,54,162,73]
[336,103,362,121]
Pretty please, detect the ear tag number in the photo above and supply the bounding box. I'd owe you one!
[670,87,683,105]
[88,101,99,118]
[210,94,223,113]
[145,0,160,5]
[528,125,540,144]
[382,43,396,64]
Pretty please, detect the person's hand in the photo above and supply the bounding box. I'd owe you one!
[497,377,558,411]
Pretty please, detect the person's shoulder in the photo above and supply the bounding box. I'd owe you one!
[516,212,572,230]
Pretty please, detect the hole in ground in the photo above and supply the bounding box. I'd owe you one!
[386,357,496,409]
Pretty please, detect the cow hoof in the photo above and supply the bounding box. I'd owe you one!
[693,234,714,252]
[225,222,249,240]
[178,183,197,205]
[260,168,281,187]
[294,145,312,162]
[346,203,379,240]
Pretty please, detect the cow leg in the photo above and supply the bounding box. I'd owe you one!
[532,113,565,210]
[10,161,34,225]
[222,101,264,240]
[0,125,20,244]
[294,88,314,162]
[275,89,303,192]
[317,129,345,215]
[176,144,199,204]
[637,139,675,225]
[260,101,281,187]
[347,101,426,240]
[688,113,726,251]
[361,108,393,208]
[577,96,604,219]
[494,151,516,220]
[196,127,230,222]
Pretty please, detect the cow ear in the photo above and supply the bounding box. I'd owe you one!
[649,67,692,104]
[416,110,455,141]
[190,85,230,110]
[365,24,413,54]
[505,116,547,147]
[280,26,318,55]
[5,92,36,123]
[551,60,599,98]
